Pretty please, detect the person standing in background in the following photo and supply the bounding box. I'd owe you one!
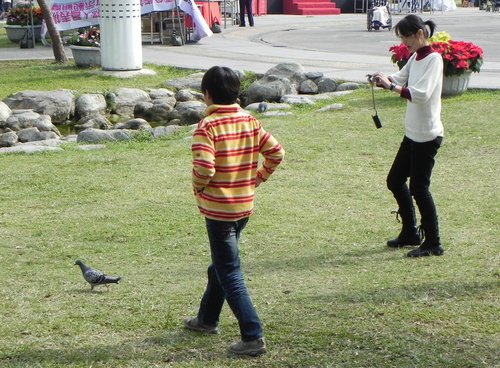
[239,0,254,27]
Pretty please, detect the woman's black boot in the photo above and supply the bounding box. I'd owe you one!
[387,208,421,248]
[407,218,444,257]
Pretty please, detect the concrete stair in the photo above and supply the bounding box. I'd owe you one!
[283,0,341,15]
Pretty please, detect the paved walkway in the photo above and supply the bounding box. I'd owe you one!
[1,7,498,89]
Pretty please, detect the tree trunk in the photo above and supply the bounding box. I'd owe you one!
[37,0,68,63]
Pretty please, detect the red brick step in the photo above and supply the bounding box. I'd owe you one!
[283,0,341,15]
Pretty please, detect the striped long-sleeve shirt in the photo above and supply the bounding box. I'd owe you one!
[192,104,285,221]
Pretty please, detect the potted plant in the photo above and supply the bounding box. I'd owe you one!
[389,32,484,96]
[4,4,44,42]
[67,27,101,68]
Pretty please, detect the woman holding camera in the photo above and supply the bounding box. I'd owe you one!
[371,15,444,257]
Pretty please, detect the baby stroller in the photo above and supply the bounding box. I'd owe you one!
[367,0,392,31]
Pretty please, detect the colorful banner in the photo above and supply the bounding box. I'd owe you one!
[48,0,100,30]
[44,0,212,40]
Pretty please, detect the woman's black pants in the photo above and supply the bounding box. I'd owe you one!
[387,136,442,245]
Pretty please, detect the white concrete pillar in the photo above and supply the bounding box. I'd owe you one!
[100,0,142,71]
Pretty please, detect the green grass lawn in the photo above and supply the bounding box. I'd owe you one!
[0,62,498,367]
[0,59,197,98]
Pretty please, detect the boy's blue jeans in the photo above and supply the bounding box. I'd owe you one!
[197,217,263,341]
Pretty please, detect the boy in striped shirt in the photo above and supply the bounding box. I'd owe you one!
[185,66,284,357]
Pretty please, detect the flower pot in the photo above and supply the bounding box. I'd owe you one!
[442,71,472,97]
[70,45,101,68]
[4,25,42,43]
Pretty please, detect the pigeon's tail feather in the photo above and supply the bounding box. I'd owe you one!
[101,276,121,284]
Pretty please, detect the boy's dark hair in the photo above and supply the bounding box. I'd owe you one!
[394,15,436,39]
[201,66,240,105]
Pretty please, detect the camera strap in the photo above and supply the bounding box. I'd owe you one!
[371,82,378,115]
[370,82,382,129]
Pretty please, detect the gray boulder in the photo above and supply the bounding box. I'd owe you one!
[33,115,61,137]
[310,91,355,100]
[75,94,107,119]
[169,101,206,126]
[148,88,176,100]
[305,71,324,80]
[317,103,344,112]
[336,82,361,91]
[245,102,292,112]
[165,72,205,91]
[17,127,59,143]
[0,101,11,123]
[0,145,63,154]
[265,63,306,87]
[175,89,204,102]
[113,88,151,116]
[317,78,338,94]
[3,110,40,131]
[77,128,145,143]
[3,90,74,123]
[280,95,315,105]
[75,114,113,132]
[298,79,319,94]
[134,100,174,123]
[247,75,293,104]
[0,131,18,147]
[114,118,152,130]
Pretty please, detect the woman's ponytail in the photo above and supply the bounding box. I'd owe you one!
[424,20,436,38]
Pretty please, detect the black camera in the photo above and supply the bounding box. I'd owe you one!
[372,113,382,129]
[368,74,382,129]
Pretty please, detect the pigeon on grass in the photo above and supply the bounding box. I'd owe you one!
[75,259,121,290]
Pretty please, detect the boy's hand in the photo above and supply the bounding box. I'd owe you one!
[255,177,263,188]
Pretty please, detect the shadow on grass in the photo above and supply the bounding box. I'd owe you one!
[0,330,223,366]
[310,278,499,305]
[253,245,390,273]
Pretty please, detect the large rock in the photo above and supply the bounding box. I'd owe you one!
[280,95,315,105]
[168,101,206,126]
[3,90,74,123]
[265,63,306,87]
[0,131,18,147]
[317,103,344,112]
[3,110,40,131]
[77,128,145,143]
[75,114,113,132]
[317,78,338,94]
[336,82,361,91]
[245,102,292,112]
[148,88,176,100]
[134,100,174,123]
[298,79,318,94]
[33,115,61,137]
[305,71,324,80]
[0,101,11,123]
[112,88,151,117]
[165,72,205,91]
[17,127,59,143]
[114,118,152,130]
[175,89,204,102]
[75,93,107,119]
[246,76,293,105]
[0,145,63,154]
